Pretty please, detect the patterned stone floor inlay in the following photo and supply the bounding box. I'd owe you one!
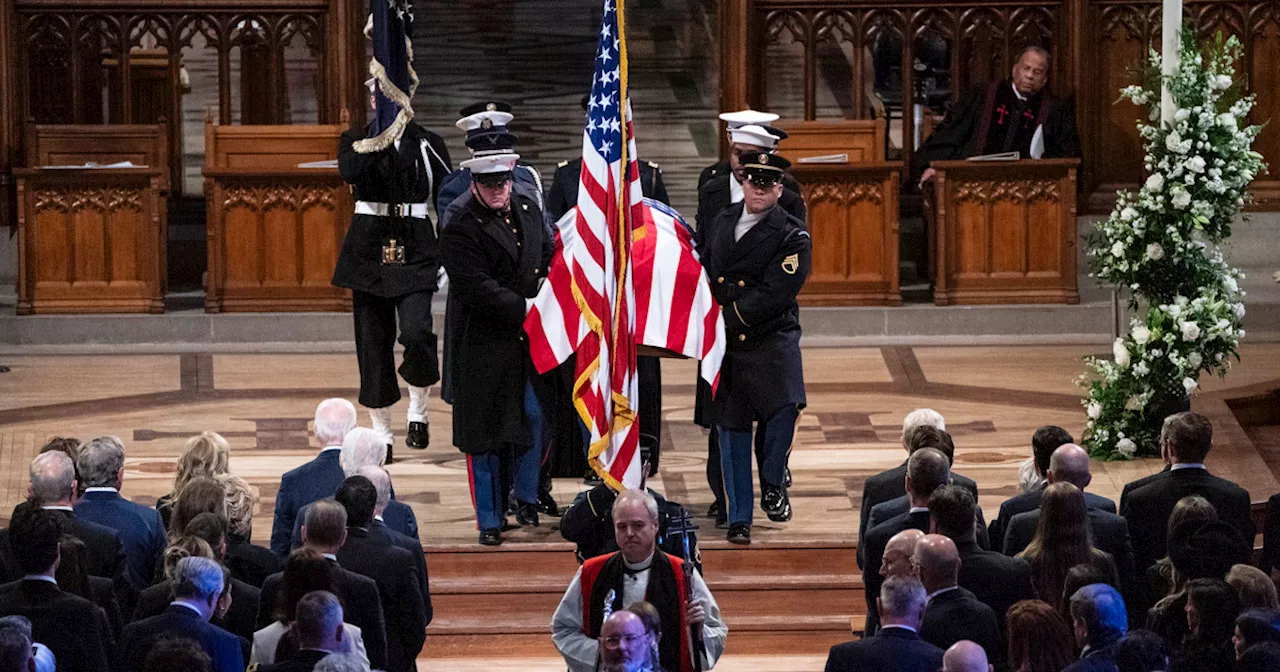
[0,345,1276,546]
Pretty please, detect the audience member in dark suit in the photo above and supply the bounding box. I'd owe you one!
[155,431,231,530]
[356,466,430,623]
[941,640,996,672]
[993,440,1117,551]
[859,419,981,567]
[1112,629,1168,672]
[140,637,212,672]
[1006,599,1077,672]
[72,436,167,592]
[54,534,122,638]
[1262,492,1280,579]
[333,476,426,672]
[1171,578,1240,672]
[120,556,245,672]
[218,473,278,589]
[1015,483,1120,613]
[823,575,945,672]
[0,616,35,672]
[0,507,112,672]
[257,590,351,672]
[1119,412,1255,573]
[1065,583,1128,672]
[862,448,951,634]
[931,484,1034,634]
[914,534,1003,669]
[272,399,358,558]
[259,501,388,671]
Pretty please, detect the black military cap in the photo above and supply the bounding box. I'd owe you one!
[739,151,791,187]
[458,101,513,117]
[761,125,790,141]
[465,129,518,153]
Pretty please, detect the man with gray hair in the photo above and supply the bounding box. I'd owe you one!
[0,619,33,672]
[313,653,370,672]
[824,575,944,672]
[554,489,726,672]
[120,556,244,672]
[72,436,165,592]
[256,590,349,672]
[271,398,359,558]
[1065,583,1128,672]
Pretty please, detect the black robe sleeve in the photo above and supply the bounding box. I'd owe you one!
[914,86,988,176]
[1044,96,1082,159]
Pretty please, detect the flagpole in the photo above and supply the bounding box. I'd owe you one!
[1160,0,1181,125]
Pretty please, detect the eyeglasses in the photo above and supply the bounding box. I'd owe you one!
[602,634,646,647]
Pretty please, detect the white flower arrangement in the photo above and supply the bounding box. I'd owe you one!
[1083,29,1264,460]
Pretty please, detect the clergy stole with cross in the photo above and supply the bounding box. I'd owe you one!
[971,80,1052,158]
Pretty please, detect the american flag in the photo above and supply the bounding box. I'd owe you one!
[524,0,724,490]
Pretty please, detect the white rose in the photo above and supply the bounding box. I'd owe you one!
[1213,74,1232,90]
[1146,243,1164,261]
[1166,132,1184,152]
[1086,402,1103,419]
[1186,156,1206,173]
[1234,303,1246,319]
[1171,189,1192,208]
[1115,438,1138,457]
[1167,303,1182,319]
[1146,173,1165,191]
[1224,276,1239,293]
[1111,241,1126,258]
[1125,396,1143,411]
[1175,108,1191,122]
[1113,339,1131,367]
[1187,351,1203,369]
[1132,325,1152,344]
[1121,207,1138,221]
[1183,377,1199,393]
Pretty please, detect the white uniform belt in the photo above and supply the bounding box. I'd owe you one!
[355,201,430,218]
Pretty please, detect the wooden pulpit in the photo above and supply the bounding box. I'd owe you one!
[204,112,352,312]
[929,159,1080,305]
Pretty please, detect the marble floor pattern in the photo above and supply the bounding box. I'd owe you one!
[0,343,1277,545]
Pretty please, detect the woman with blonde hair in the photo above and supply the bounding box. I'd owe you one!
[218,473,278,588]
[1017,482,1118,612]
[1228,564,1280,610]
[157,431,231,528]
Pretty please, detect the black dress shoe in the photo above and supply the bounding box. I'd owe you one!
[709,501,728,529]
[762,485,792,523]
[707,501,722,518]
[515,501,540,527]
[727,523,751,544]
[784,466,792,488]
[537,491,559,516]
[478,528,502,546]
[583,469,604,486]
[406,421,429,449]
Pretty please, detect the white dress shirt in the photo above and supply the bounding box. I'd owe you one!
[729,174,743,204]
[735,208,767,242]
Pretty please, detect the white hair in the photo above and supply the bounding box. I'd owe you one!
[879,575,927,618]
[314,398,358,446]
[314,653,371,672]
[340,428,386,476]
[77,436,126,488]
[356,466,391,514]
[902,408,946,436]
[29,452,75,502]
[612,488,659,522]
[172,556,224,601]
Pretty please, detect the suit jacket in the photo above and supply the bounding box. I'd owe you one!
[1003,508,1136,601]
[857,464,980,567]
[824,627,945,672]
[919,586,1003,670]
[547,157,669,221]
[226,535,279,589]
[257,647,330,672]
[861,510,931,635]
[1062,641,1120,672]
[0,578,112,672]
[955,539,1034,634]
[0,507,130,613]
[864,496,991,554]
[258,561,388,671]
[86,574,123,639]
[271,449,345,558]
[989,488,1116,548]
[73,489,166,591]
[133,576,260,642]
[369,520,431,625]
[121,604,245,672]
[289,500,420,553]
[334,527,427,672]
[1119,466,1255,572]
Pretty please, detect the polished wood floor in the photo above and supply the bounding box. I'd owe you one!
[1,344,1277,546]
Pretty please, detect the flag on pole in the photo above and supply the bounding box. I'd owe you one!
[355,0,418,153]
[523,0,725,490]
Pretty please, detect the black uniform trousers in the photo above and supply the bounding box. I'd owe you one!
[353,289,439,409]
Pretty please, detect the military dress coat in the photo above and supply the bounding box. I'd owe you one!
[333,121,452,298]
[700,202,811,430]
[440,192,554,454]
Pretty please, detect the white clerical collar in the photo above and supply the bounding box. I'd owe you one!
[880,624,918,634]
[84,487,119,494]
[925,586,959,603]
[624,552,655,572]
[1011,81,1028,102]
[22,574,56,585]
[322,553,338,562]
[41,505,73,512]
[908,506,930,514]
[1172,463,1207,471]
[320,446,342,453]
[170,600,204,616]
[374,515,384,523]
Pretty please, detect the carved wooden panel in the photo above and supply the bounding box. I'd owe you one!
[793,162,902,305]
[15,168,165,313]
[931,159,1078,304]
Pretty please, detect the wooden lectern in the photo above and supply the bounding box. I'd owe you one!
[929,159,1080,305]
[204,112,353,312]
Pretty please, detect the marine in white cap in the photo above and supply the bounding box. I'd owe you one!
[697,109,781,188]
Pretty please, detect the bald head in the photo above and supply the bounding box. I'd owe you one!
[1048,443,1092,491]
[913,534,960,593]
[943,640,993,672]
[880,529,925,580]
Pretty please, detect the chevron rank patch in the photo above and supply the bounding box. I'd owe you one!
[782,254,799,275]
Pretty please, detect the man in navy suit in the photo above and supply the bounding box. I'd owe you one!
[995,443,1117,552]
[988,425,1079,544]
[1064,583,1127,672]
[824,575,944,672]
[71,436,165,592]
[120,556,245,672]
[271,398,358,558]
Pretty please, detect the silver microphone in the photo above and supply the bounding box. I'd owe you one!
[601,588,617,623]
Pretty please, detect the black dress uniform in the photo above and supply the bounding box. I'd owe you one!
[440,159,554,544]
[334,121,452,454]
[700,153,810,543]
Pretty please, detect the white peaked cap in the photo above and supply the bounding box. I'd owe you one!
[728,124,780,149]
[719,109,781,129]
[461,152,519,174]
[455,110,515,131]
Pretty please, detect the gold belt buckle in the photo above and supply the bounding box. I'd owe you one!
[381,238,406,265]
